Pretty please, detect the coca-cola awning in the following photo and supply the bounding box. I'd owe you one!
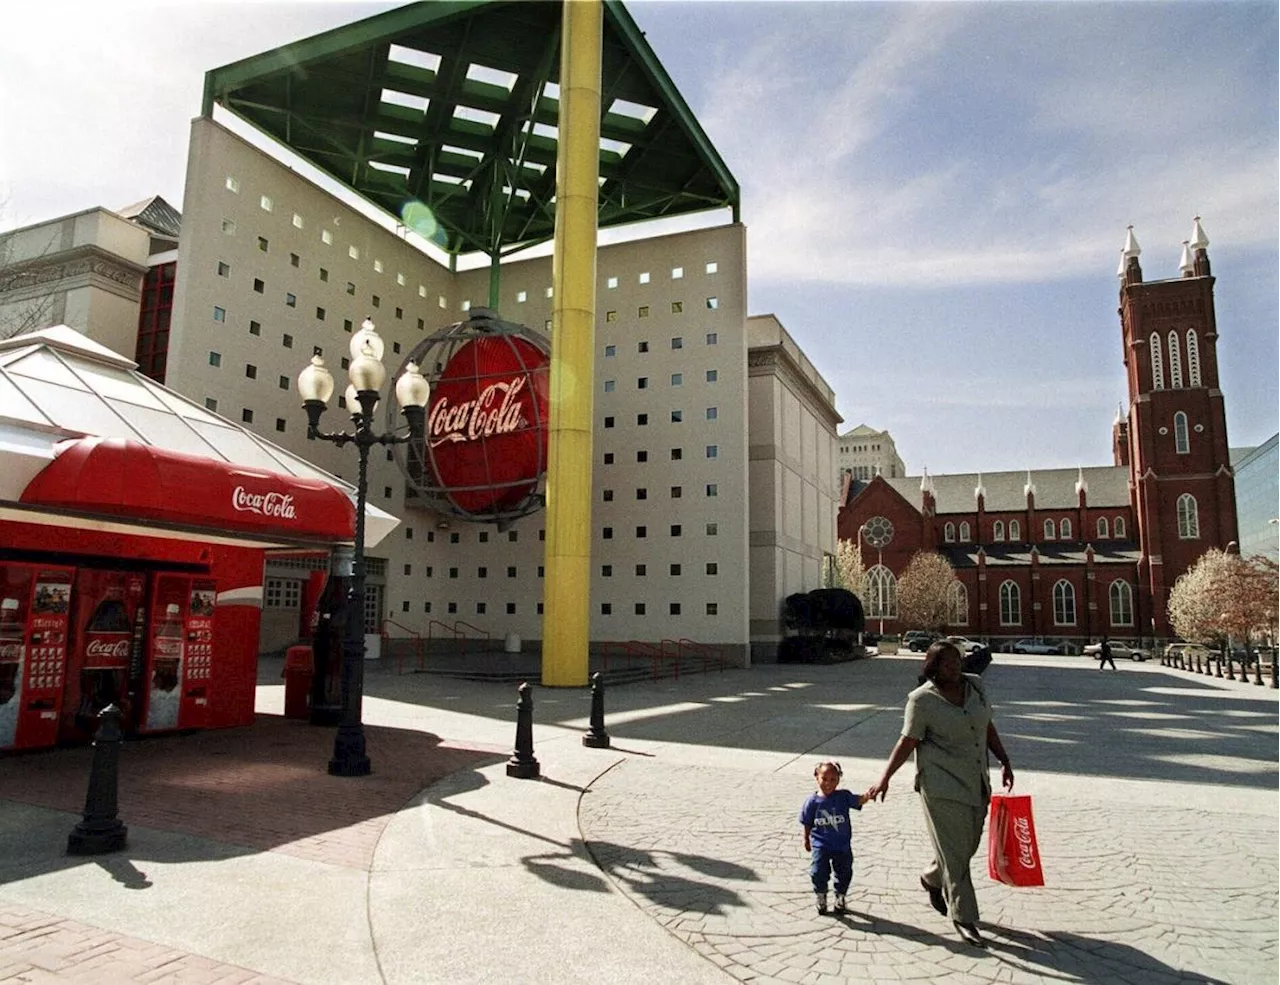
[20,437,356,544]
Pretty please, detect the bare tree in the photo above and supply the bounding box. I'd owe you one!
[0,204,61,340]
[896,551,956,633]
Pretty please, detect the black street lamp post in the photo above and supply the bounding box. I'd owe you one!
[297,318,429,776]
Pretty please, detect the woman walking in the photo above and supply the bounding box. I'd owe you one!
[865,640,1014,947]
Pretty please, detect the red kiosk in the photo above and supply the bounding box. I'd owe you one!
[0,327,395,752]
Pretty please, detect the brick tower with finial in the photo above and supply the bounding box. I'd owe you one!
[1116,218,1238,638]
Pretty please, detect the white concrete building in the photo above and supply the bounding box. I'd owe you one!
[836,423,905,483]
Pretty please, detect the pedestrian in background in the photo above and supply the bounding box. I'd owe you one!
[800,761,865,915]
[866,640,1014,948]
[1098,637,1117,671]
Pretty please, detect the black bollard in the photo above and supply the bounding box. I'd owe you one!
[582,672,611,749]
[67,704,128,855]
[506,681,541,779]
[1271,654,1278,689]
[1253,652,1264,686]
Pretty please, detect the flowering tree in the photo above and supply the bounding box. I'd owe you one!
[896,551,956,633]
[1168,550,1280,647]
[831,537,866,598]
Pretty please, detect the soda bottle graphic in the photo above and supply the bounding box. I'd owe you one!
[0,597,23,747]
[146,603,184,730]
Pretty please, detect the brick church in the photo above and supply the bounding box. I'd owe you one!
[839,219,1238,647]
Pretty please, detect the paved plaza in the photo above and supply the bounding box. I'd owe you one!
[0,650,1276,984]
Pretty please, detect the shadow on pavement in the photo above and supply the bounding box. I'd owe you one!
[985,923,1233,985]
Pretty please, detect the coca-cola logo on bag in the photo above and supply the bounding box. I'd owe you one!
[85,638,130,661]
[1014,815,1036,868]
[426,336,549,515]
[231,486,297,520]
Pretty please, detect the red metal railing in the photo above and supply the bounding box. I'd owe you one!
[676,638,726,674]
[382,618,426,674]
[451,620,491,655]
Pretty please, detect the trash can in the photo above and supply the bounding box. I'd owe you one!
[282,644,314,719]
[504,633,521,654]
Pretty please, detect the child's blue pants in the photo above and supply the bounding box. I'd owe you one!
[809,847,852,894]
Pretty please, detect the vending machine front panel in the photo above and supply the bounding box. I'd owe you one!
[62,569,146,742]
[16,567,74,749]
[141,574,190,733]
[181,579,216,729]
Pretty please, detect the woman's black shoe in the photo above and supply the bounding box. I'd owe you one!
[955,921,987,947]
[920,877,947,916]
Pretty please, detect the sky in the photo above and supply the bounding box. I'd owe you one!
[2,0,1276,475]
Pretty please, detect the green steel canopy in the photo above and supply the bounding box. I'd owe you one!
[202,0,740,261]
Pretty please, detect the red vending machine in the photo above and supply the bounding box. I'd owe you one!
[0,564,74,751]
[140,574,214,733]
[60,569,147,743]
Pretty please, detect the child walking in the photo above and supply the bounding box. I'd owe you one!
[799,760,865,914]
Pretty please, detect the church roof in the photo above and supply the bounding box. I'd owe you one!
[941,543,1142,569]
[883,465,1130,512]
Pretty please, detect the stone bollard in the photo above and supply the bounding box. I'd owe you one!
[506,681,541,779]
[582,672,611,749]
[67,705,128,855]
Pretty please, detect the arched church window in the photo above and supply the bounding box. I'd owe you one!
[993,520,1005,542]
[1149,332,1165,390]
[866,565,897,618]
[1177,494,1199,538]
[1174,411,1190,454]
[999,581,1021,625]
[950,582,968,625]
[1059,518,1072,539]
[1009,519,1021,541]
[1186,330,1202,387]
[1097,517,1109,539]
[944,522,955,542]
[1114,516,1126,538]
[1044,518,1056,540]
[1052,580,1076,625]
[958,521,971,542]
[1109,580,1133,626]
[1167,330,1184,388]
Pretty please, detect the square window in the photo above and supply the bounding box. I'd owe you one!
[706,332,718,346]
[671,337,683,349]
[639,272,650,284]
[316,307,326,321]
[706,296,719,309]
[706,445,718,458]
[424,602,432,613]
[282,334,293,348]
[669,603,681,616]
[448,602,457,614]
[671,266,684,279]
[374,259,384,273]
[602,564,612,577]
[450,532,460,544]
[242,408,254,423]
[636,564,646,576]
[603,527,613,540]
[604,344,616,357]
[506,603,516,615]
[670,524,681,537]
[393,341,401,354]
[603,489,614,502]
[344,319,353,333]
[637,413,648,426]
[275,418,286,432]
[537,567,545,579]
[604,380,615,393]
[635,603,646,616]
[603,452,614,464]
[320,268,329,282]
[245,364,257,379]
[439,295,447,308]
[637,450,648,463]
[636,488,647,500]
[417,318,425,330]
[606,310,617,322]
[260,194,272,212]
[225,175,239,192]
[372,295,381,308]
[706,369,718,383]
[638,341,649,353]
[212,306,226,322]
[706,522,718,535]
[638,305,649,318]
[537,602,544,614]
[706,261,718,274]
[604,416,615,429]
[671,485,682,498]
[671,448,682,461]
[671,373,683,386]
[340,357,349,370]
[706,562,718,575]
[395,307,403,320]
[208,351,222,367]
[507,566,517,578]
[449,567,459,579]
[637,377,648,389]
[384,486,392,499]
[706,483,718,497]
[671,301,682,314]
[216,261,230,277]
[249,320,261,336]
[478,567,487,578]
[636,525,647,538]
[607,276,618,289]
[322,229,333,245]
[401,601,410,613]
[349,245,360,259]
[205,397,218,411]
[706,407,718,420]
[403,564,413,576]
[285,293,297,307]
[221,218,236,235]
[539,529,545,541]
[670,564,681,576]
[601,603,612,615]
[479,531,489,543]
[476,602,486,615]
[427,531,435,543]
[671,410,683,423]
[545,287,553,298]
[706,603,718,616]
[516,290,527,303]
[347,282,356,296]
[290,253,300,268]
[398,273,406,286]
[253,278,265,293]
[257,236,268,252]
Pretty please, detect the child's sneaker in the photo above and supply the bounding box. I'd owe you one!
[815,893,828,915]
[833,893,847,914]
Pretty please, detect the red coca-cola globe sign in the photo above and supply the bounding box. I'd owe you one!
[404,310,550,516]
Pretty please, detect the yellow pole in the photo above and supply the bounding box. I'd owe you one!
[542,0,601,687]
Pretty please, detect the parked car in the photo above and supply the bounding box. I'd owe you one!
[945,635,985,655]
[1165,642,1211,664]
[1083,641,1149,662]
[1011,638,1070,655]
[903,630,938,652]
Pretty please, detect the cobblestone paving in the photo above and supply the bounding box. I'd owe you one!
[581,736,1277,984]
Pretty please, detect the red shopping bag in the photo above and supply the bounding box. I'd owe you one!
[987,794,1044,887]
